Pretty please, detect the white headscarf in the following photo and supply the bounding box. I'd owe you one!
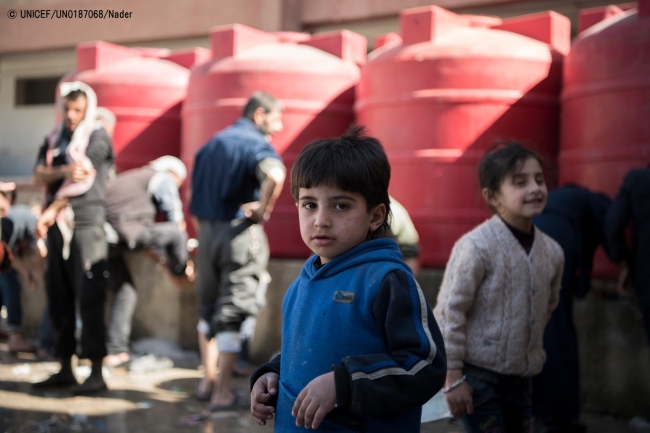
[149,156,187,182]
[43,81,99,258]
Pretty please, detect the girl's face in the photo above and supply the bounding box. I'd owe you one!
[484,157,547,232]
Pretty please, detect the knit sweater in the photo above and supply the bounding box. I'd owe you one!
[433,215,564,376]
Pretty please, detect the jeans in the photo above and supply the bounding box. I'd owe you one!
[0,269,22,332]
[106,222,188,354]
[461,364,533,433]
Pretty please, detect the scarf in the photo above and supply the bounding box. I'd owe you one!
[44,81,98,259]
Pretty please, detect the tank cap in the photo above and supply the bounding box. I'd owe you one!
[163,48,211,69]
[210,24,279,58]
[273,32,311,43]
[491,11,571,56]
[299,30,367,66]
[373,33,403,50]
[400,6,468,45]
[76,41,140,72]
[578,5,625,33]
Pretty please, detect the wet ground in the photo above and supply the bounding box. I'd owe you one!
[0,342,646,433]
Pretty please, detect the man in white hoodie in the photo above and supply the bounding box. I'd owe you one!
[32,83,114,394]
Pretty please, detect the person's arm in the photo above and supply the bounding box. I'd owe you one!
[242,158,286,224]
[33,141,72,186]
[150,173,184,225]
[84,129,112,171]
[250,354,281,426]
[433,238,486,417]
[33,164,73,186]
[605,174,635,296]
[36,198,69,239]
[605,174,634,266]
[327,270,447,415]
[547,244,564,321]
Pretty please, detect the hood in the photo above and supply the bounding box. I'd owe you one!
[302,238,406,281]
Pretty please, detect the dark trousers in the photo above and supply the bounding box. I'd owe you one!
[533,282,580,427]
[634,269,650,353]
[106,222,188,354]
[0,269,22,331]
[196,219,269,339]
[461,364,533,433]
[46,223,108,360]
[38,304,55,353]
[106,249,136,355]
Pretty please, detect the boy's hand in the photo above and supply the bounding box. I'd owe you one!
[616,261,634,297]
[36,207,58,239]
[251,372,279,426]
[444,369,473,418]
[292,371,335,429]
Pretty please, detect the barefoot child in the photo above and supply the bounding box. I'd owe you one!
[250,126,447,432]
[434,142,564,433]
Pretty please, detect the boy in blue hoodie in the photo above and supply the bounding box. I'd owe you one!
[250,126,447,432]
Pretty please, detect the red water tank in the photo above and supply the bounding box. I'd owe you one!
[182,25,366,258]
[356,6,570,268]
[559,1,650,278]
[61,41,210,172]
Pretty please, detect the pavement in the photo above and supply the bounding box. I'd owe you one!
[0,342,648,433]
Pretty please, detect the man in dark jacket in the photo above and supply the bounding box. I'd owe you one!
[104,156,190,367]
[32,82,114,394]
[532,184,612,433]
[605,165,650,349]
[190,92,286,413]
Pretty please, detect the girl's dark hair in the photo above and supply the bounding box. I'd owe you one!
[479,141,544,197]
[291,125,392,237]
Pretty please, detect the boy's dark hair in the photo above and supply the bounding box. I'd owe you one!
[242,91,283,119]
[479,140,544,199]
[64,89,87,101]
[291,125,392,237]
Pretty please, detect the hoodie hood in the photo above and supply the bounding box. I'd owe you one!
[302,238,406,280]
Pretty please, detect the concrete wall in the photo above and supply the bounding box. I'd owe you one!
[14,252,650,417]
[10,186,650,417]
[0,49,75,178]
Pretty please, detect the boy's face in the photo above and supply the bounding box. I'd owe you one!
[63,96,87,132]
[297,185,386,264]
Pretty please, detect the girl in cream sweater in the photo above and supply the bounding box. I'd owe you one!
[434,143,564,433]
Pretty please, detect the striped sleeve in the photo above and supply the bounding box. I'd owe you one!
[334,270,447,414]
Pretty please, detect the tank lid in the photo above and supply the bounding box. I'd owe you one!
[76,41,207,72]
[132,47,171,58]
[374,32,403,50]
[77,41,140,72]
[274,32,311,43]
[491,11,571,55]
[578,5,625,32]
[299,30,367,66]
[164,48,211,69]
[210,24,279,58]
[400,6,468,45]
[463,14,503,28]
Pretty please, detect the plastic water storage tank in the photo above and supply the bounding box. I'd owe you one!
[356,6,570,268]
[182,25,366,258]
[559,1,650,278]
[61,41,210,172]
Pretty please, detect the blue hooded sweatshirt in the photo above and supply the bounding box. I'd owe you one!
[256,238,446,432]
